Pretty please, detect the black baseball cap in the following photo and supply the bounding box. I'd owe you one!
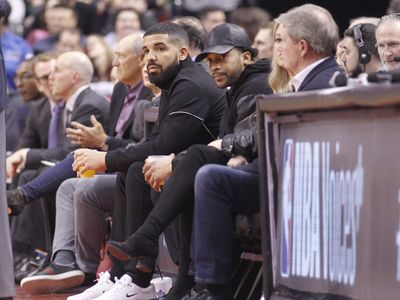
[195,23,253,62]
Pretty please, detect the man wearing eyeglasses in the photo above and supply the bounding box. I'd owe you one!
[376,13,400,71]
[9,52,66,283]
[6,58,44,152]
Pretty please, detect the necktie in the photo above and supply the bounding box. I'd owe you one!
[48,104,64,149]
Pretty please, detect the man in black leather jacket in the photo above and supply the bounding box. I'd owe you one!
[106,23,273,300]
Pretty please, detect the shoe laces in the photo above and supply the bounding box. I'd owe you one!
[112,274,134,291]
[86,272,112,291]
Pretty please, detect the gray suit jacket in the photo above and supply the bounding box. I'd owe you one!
[25,87,110,169]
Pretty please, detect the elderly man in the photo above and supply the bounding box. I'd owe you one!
[6,51,109,182]
[274,4,341,91]
[375,13,400,71]
[11,52,62,282]
[337,23,382,77]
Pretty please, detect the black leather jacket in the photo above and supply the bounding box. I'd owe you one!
[219,59,272,162]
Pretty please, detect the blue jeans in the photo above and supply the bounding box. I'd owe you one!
[192,159,259,284]
[21,155,76,202]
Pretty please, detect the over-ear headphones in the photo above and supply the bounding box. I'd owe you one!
[353,24,371,65]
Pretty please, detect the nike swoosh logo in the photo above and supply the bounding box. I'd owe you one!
[126,293,137,298]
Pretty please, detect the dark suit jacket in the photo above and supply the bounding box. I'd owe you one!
[25,87,110,169]
[17,97,51,149]
[106,81,152,150]
[298,57,341,92]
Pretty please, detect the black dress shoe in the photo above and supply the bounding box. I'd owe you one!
[14,249,49,283]
[106,235,158,261]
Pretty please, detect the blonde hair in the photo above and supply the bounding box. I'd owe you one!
[268,23,291,93]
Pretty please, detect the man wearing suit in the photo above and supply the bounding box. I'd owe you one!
[0,1,15,299]
[273,4,341,91]
[10,53,63,282]
[6,59,44,152]
[6,51,110,180]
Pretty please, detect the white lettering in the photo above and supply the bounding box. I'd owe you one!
[279,141,363,285]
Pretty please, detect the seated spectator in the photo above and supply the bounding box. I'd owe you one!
[55,28,83,53]
[104,8,142,49]
[69,22,226,299]
[105,0,157,31]
[229,6,271,41]
[6,51,109,208]
[199,7,226,33]
[6,59,43,152]
[11,53,62,280]
[85,34,115,99]
[375,13,400,71]
[252,22,274,60]
[86,35,113,82]
[33,4,78,54]
[189,7,345,298]
[171,16,206,59]
[337,23,382,77]
[273,4,341,91]
[0,2,33,90]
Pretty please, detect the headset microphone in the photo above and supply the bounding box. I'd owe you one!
[353,24,371,66]
[393,57,400,62]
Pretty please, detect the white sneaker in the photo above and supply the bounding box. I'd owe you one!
[67,272,114,300]
[94,274,155,300]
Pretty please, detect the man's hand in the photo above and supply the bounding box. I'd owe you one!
[6,149,29,179]
[66,115,107,149]
[143,154,175,192]
[227,155,248,168]
[72,148,107,176]
[208,139,222,150]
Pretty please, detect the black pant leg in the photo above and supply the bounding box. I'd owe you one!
[125,161,153,237]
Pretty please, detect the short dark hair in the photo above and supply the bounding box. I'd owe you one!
[144,22,189,47]
[344,23,380,60]
[1,0,11,25]
[171,17,206,51]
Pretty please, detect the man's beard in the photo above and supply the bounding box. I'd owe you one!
[148,58,181,88]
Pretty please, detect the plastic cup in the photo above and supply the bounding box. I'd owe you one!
[151,276,172,299]
[79,168,96,178]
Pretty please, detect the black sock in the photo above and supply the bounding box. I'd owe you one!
[108,258,124,282]
[126,269,153,288]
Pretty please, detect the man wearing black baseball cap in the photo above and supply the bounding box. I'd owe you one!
[195,22,258,62]
[106,23,272,300]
